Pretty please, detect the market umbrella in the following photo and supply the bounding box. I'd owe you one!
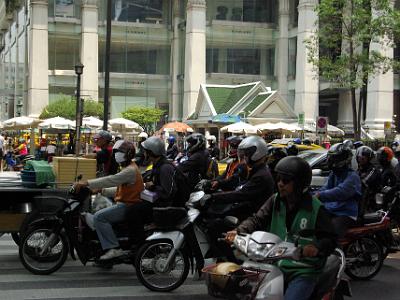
[3,116,41,130]
[82,116,103,129]
[256,122,301,132]
[220,121,261,135]
[108,118,143,133]
[298,123,345,137]
[39,116,75,131]
[211,114,241,124]
[161,121,193,133]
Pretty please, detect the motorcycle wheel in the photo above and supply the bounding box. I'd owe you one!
[19,226,69,275]
[344,237,383,280]
[135,240,190,292]
[11,233,20,245]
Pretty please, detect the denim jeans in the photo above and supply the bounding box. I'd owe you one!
[93,202,127,250]
[284,276,316,300]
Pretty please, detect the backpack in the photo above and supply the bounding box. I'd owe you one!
[205,157,219,180]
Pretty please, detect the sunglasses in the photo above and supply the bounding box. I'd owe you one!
[276,174,293,185]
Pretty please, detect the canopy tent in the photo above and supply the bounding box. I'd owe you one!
[82,116,104,129]
[256,122,301,132]
[39,117,75,132]
[297,123,345,136]
[3,116,41,130]
[161,121,193,133]
[108,118,143,133]
[220,121,261,135]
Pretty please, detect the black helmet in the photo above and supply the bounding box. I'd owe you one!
[286,143,299,156]
[353,141,364,149]
[238,136,270,164]
[142,136,166,157]
[327,143,352,170]
[267,147,287,170]
[186,133,206,154]
[302,138,311,146]
[275,156,312,193]
[226,135,244,158]
[356,145,374,160]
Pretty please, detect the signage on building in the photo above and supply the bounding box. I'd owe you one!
[298,112,305,129]
[384,121,392,135]
[316,116,328,135]
[55,0,74,18]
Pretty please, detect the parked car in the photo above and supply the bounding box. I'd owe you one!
[269,138,323,152]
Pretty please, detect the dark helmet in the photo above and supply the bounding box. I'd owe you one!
[394,145,400,158]
[113,140,136,161]
[186,133,206,154]
[275,156,312,193]
[167,136,176,144]
[377,146,394,165]
[302,138,311,146]
[286,143,299,156]
[142,136,166,157]
[226,135,244,158]
[356,145,374,160]
[327,143,352,170]
[267,147,287,170]
[353,141,364,149]
[391,141,399,151]
[238,136,269,164]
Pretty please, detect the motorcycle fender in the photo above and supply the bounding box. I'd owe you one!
[146,231,185,249]
[242,262,284,300]
[27,215,60,228]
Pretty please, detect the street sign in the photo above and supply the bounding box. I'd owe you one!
[316,116,328,135]
[298,112,305,129]
[384,121,392,135]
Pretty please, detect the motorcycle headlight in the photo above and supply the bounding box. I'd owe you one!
[267,246,288,258]
[247,240,275,260]
[234,235,248,253]
[375,193,384,205]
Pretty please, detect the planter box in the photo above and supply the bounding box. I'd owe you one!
[52,157,96,187]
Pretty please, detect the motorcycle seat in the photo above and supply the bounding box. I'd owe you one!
[310,254,340,300]
[360,212,383,225]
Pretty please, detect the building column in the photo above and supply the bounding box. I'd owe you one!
[27,0,48,116]
[171,0,182,121]
[80,0,98,101]
[294,0,319,123]
[277,0,289,100]
[337,90,356,132]
[183,0,206,120]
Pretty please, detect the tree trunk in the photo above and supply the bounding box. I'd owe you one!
[351,87,360,140]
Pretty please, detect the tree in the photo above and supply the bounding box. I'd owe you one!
[121,106,165,132]
[306,0,400,139]
[40,95,104,120]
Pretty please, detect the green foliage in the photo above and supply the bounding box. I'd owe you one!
[305,0,400,138]
[121,106,165,132]
[40,95,104,120]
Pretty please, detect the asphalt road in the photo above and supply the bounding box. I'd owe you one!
[1,234,399,300]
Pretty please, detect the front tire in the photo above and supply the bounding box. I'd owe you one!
[344,237,383,280]
[135,240,190,292]
[19,226,69,275]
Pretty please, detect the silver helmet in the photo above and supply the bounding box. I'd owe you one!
[142,136,166,156]
[238,136,269,163]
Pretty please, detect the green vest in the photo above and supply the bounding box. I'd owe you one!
[269,194,326,280]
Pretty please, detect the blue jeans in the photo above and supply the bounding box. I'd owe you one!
[93,202,127,250]
[284,276,316,300]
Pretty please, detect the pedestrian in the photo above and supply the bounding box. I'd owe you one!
[0,132,4,172]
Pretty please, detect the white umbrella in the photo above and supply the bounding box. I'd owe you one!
[39,116,75,130]
[109,118,143,132]
[3,116,40,130]
[299,122,345,136]
[256,122,301,132]
[82,116,104,129]
[220,121,260,135]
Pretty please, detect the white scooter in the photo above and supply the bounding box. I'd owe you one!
[204,230,352,300]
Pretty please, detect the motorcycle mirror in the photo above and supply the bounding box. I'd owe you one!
[223,216,239,227]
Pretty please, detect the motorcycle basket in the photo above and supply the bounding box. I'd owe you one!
[202,264,266,300]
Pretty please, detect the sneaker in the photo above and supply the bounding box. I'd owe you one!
[100,248,124,260]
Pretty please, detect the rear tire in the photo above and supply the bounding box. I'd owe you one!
[344,237,383,280]
[135,240,190,292]
[19,225,68,275]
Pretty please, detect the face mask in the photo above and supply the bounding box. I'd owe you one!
[115,152,126,164]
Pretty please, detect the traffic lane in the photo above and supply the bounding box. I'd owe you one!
[350,253,400,300]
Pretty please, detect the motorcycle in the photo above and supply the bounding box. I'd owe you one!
[134,190,237,292]
[202,230,351,300]
[18,186,155,275]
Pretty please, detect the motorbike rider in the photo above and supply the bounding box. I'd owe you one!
[394,145,400,186]
[74,140,144,261]
[177,133,210,189]
[207,135,220,160]
[377,146,397,188]
[356,146,382,214]
[166,135,179,160]
[210,135,248,191]
[135,132,149,167]
[315,143,361,238]
[286,143,299,156]
[225,156,337,300]
[267,147,288,185]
